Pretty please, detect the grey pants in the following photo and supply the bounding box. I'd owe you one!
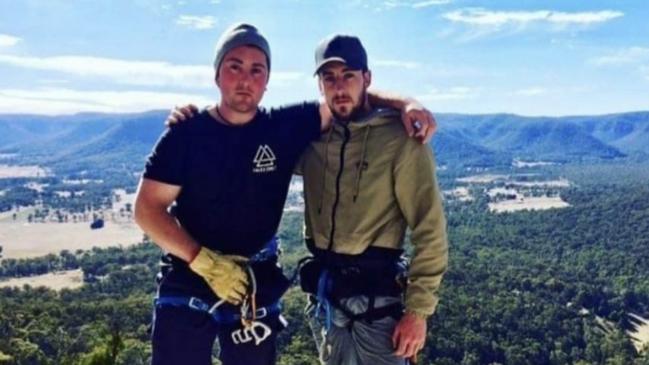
[308,296,408,365]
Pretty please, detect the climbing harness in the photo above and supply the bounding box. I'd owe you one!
[156,237,282,346]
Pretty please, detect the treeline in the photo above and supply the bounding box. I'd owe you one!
[0,264,155,364]
[1,179,649,364]
[418,183,649,365]
[0,226,316,364]
[0,175,137,216]
[0,242,158,281]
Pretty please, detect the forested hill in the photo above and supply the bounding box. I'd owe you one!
[0,111,166,176]
[433,111,649,164]
[2,109,649,363]
[1,175,649,364]
[1,111,649,174]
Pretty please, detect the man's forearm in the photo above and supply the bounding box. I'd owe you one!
[134,205,200,263]
[394,143,448,316]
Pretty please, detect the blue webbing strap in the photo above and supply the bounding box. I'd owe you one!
[155,236,281,324]
[155,296,281,325]
[249,236,279,263]
[315,269,332,330]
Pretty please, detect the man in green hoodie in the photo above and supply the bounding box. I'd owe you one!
[297,35,448,365]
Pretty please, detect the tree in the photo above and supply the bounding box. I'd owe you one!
[115,339,150,365]
[8,338,48,365]
[78,329,123,365]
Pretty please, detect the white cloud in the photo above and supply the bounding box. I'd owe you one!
[368,0,450,11]
[0,54,307,91]
[590,47,649,83]
[515,87,547,96]
[0,88,213,115]
[176,15,217,30]
[418,86,478,101]
[386,0,451,9]
[443,8,623,27]
[412,0,451,8]
[0,54,213,89]
[590,47,649,66]
[0,34,21,47]
[373,59,421,69]
[548,11,623,25]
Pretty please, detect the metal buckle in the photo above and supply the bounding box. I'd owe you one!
[255,307,268,319]
[241,306,268,321]
[188,297,205,311]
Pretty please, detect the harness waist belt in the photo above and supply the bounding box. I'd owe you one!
[299,255,408,298]
[306,239,404,268]
[155,296,281,325]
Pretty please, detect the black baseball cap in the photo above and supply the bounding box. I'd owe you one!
[314,34,368,75]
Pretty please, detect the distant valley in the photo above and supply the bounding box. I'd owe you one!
[1,110,649,364]
[1,110,649,178]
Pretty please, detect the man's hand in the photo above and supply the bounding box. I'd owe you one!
[401,99,437,144]
[392,312,427,363]
[367,91,437,143]
[165,104,199,126]
[189,247,249,305]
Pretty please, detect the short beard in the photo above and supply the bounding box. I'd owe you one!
[226,98,258,114]
[331,88,368,122]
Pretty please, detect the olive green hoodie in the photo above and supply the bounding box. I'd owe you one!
[296,108,448,317]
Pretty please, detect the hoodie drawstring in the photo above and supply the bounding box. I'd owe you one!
[318,127,335,214]
[353,126,371,202]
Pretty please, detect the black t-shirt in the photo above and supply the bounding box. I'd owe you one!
[143,102,320,297]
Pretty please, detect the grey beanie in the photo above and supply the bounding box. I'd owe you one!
[213,23,271,76]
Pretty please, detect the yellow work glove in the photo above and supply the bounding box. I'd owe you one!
[189,247,249,304]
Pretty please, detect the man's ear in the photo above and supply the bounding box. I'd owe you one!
[363,70,372,89]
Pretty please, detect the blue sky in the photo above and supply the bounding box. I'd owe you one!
[0,0,647,116]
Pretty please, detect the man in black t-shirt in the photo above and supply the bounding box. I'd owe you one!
[135,23,436,365]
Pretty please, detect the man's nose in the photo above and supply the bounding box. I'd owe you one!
[334,78,345,91]
[239,70,251,84]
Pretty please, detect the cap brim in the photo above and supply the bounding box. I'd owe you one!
[314,57,347,75]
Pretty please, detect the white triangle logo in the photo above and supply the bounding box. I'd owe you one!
[253,145,277,173]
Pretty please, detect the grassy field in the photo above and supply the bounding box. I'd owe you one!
[0,187,141,259]
[0,269,83,290]
[0,220,142,259]
[488,196,570,213]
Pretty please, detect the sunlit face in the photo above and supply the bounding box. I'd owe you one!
[216,45,269,114]
[318,62,371,121]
